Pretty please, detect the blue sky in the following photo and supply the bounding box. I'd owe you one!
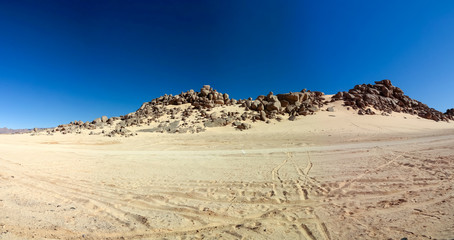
[1,0,454,129]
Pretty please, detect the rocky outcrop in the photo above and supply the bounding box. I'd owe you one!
[331,80,449,122]
[45,81,449,137]
[445,109,454,120]
[139,85,236,111]
[240,90,325,120]
[112,86,326,134]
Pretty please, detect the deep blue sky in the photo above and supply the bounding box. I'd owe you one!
[1,0,454,128]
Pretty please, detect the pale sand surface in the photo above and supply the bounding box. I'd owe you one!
[1,102,454,239]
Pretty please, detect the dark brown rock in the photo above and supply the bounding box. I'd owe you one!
[331,79,449,122]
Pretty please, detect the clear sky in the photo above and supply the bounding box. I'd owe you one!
[1,0,454,129]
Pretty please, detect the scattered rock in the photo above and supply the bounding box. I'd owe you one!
[204,118,229,128]
[105,125,135,137]
[236,122,251,131]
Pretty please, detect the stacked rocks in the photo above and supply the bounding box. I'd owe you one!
[123,85,243,132]
[47,85,330,136]
[331,80,449,122]
[43,81,453,137]
[138,85,235,111]
[45,81,452,137]
[240,90,325,121]
[122,86,326,132]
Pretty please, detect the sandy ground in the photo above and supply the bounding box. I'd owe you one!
[1,102,454,239]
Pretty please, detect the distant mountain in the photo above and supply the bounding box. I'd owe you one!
[0,127,31,134]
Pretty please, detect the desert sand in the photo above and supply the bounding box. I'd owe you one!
[1,100,453,239]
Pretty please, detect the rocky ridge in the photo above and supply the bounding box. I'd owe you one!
[48,85,326,136]
[43,80,452,137]
[445,108,454,120]
[331,79,451,122]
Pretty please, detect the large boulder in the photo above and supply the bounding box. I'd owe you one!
[93,118,102,124]
[277,93,299,104]
[266,101,281,111]
[259,111,266,121]
[204,118,229,127]
[236,122,251,131]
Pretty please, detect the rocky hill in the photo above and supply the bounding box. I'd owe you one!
[40,80,452,137]
[331,79,452,121]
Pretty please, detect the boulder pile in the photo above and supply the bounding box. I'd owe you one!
[239,90,326,121]
[45,80,450,137]
[331,80,449,122]
[116,85,327,133]
[125,85,243,132]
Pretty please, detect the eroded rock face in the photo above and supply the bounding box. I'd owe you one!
[332,79,449,122]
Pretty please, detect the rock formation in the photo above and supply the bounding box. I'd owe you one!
[239,90,325,120]
[445,108,454,120]
[44,80,450,137]
[331,79,449,122]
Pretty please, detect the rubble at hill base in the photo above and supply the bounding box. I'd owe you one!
[331,79,450,122]
[47,81,452,137]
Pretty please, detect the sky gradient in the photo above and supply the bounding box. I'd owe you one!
[1,0,454,129]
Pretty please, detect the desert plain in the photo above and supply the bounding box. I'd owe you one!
[1,99,454,240]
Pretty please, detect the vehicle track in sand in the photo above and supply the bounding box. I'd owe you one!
[0,133,453,239]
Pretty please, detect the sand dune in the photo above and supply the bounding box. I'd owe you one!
[1,102,453,239]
